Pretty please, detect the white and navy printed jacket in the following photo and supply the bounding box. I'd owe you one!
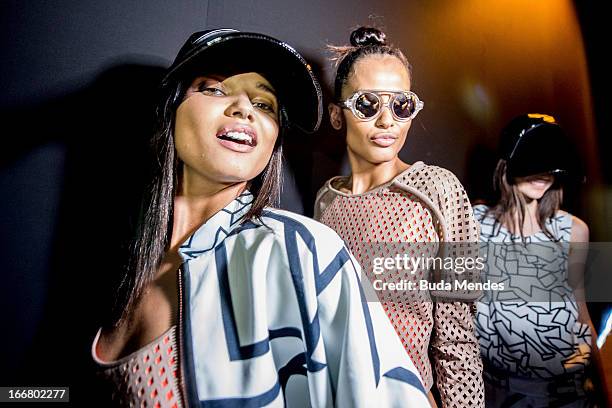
[176,191,429,407]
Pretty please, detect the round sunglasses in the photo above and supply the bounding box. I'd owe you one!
[338,90,424,121]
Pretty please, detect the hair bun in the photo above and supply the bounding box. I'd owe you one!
[350,26,387,47]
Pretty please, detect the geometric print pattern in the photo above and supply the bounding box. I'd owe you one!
[175,192,429,407]
[473,204,592,379]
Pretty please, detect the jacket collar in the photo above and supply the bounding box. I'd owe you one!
[178,191,253,261]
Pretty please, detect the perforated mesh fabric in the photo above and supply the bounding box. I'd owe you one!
[93,326,182,408]
[315,161,484,408]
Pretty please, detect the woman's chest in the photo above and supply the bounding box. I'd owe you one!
[321,192,439,244]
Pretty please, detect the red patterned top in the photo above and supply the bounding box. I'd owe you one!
[315,161,484,408]
[92,326,183,408]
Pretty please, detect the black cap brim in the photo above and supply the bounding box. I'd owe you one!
[506,125,583,182]
[163,31,322,134]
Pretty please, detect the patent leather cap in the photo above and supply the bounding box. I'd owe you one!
[499,113,584,182]
[163,28,322,133]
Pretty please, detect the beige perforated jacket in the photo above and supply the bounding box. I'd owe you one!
[314,161,484,408]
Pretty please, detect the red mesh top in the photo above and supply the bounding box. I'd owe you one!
[319,179,439,387]
[92,326,183,408]
[315,161,484,408]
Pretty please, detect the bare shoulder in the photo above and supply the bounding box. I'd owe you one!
[568,213,590,242]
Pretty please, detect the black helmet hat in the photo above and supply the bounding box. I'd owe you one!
[498,113,582,182]
[162,28,323,133]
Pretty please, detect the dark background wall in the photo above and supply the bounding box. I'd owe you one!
[1,0,609,403]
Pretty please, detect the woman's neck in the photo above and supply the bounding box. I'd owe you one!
[347,154,409,194]
[513,197,540,235]
[170,180,247,250]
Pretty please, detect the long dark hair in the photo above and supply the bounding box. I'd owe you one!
[329,26,412,100]
[489,160,562,241]
[110,77,288,327]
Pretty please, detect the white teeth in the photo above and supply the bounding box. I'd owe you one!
[224,131,252,143]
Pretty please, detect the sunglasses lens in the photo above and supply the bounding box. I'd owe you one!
[392,93,416,119]
[354,92,380,118]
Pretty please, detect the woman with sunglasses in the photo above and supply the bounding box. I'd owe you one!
[474,114,599,407]
[315,26,484,408]
[91,29,430,407]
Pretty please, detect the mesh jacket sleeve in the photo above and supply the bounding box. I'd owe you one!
[427,167,485,408]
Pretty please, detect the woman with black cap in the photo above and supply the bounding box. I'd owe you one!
[91,29,429,407]
[473,114,598,407]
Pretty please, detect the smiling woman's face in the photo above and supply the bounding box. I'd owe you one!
[174,72,279,193]
[515,173,555,201]
[338,55,413,166]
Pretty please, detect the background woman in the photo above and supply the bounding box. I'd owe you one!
[474,113,600,407]
[92,29,430,407]
[315,26,484,408]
